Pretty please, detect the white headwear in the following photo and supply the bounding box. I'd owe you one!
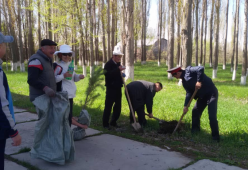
[113,45,124,56]
[54,44,75,57]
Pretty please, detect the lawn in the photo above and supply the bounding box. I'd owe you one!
[4,61,248,169]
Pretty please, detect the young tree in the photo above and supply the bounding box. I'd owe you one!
[181,0,192,68]
[212,0,220,79]
[177,0,182,66]
[107,0,111,59]
[232,0,240,81]
[241,0,247,85]
[223,0,229,70]
[168,0,174,79]
[231,2,237,72]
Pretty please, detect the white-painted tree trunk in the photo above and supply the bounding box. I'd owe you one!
[223,64,226,70]
[198,63,202,66]
[232,69,236,80]
[90,66,94,77]
[20,63,25,72]
[240,76,246,85]
[231,67,233,72]
[246,68,248,76]
[125,65,134,81]
[212,69,217,79]
[79,60,82,66]
[102,62,105,69]
[209,62,212,67]
[11,62,18,71]
[167,73,173,80]
[178,79,182,86]
[74,65,78,70]
[158,61,160,66]
[83,65,87,77]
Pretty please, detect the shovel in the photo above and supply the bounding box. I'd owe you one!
[172,89,198,135]
[121,72,142,132]
[145,113,165,123]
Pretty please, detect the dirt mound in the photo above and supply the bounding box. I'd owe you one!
[158,120,185,134]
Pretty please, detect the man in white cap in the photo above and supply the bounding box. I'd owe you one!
[0,32,22,170]
[103,45,126,129]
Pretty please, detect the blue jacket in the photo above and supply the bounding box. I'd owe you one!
[180,66,217,106]
[0,67,18,140]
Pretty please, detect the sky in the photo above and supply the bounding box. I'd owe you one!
[148,0,246,44]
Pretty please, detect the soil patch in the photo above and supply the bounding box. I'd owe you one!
[158,120,185,134]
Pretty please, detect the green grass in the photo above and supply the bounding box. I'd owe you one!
[3,61,248,168]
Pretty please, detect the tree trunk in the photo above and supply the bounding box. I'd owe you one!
[212,0,220,79]
[28,0,35,57]
[18,0,24,71]
[101,0,107,68]
[241,0,247,85]
[177,1,181,66]
[203,0,207,66]
[111,0,116,51]
[141,0,144,64]
[232,0,240,81]
[158,0,162,66]
[181,0,192,69]
[88,0,94,77]
[200,0,206,66]
[107,0,111,59]
[121,0,126,66]
[231,2,237,72]
[223,0,229,70]
[168,0,174,79]
[6,0,19,71]
[209,0,214,67]
[125,0,134,81]
[195,0,199,66]
[38,0,41,47]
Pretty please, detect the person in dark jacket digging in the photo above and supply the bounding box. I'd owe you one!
[126,80,163,127]
[103,45,126,129]
[167,66,220,142]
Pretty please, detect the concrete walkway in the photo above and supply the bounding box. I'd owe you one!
[4,107,247,170]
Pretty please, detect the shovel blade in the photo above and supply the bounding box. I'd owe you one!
[132,122,142,131]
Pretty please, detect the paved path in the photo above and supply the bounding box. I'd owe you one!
[4,107,247,170]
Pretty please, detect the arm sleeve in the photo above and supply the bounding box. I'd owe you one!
[54,65,64,83]
[27,59,46,90]
[73,73,81,82]
[145,91,154,114]
[0,99,18,138]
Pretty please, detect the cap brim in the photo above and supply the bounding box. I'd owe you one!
[3,35,14,43]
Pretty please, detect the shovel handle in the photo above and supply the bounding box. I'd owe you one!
[121,72,138,124]
[172,89,198,135]
[145,113,162,122]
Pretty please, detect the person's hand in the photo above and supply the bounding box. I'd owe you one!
[183,107,188,114]
[119,66,126,71]
[43,86,55,97]
[79,75,85,79]
[195,81,202,89]
[11,134,22,146]
[148,113,153,118]
[64,72,72,78]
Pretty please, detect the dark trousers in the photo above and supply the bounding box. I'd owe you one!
[0,138,6,170]
[69,98,73,127]
[129,105,147,126]
[192,90,219,139]
[103,87,122,127]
